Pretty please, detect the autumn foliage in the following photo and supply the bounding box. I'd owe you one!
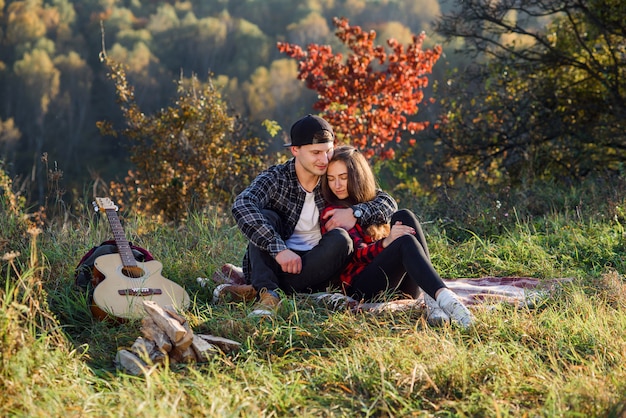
[278,17,442,160]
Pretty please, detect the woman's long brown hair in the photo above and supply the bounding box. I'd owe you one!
[322,145,377,206]
[322,145,390,240]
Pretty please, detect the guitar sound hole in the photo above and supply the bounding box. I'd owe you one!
[122,266,145,278]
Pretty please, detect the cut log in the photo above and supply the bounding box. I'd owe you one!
[191,334,220,362]
[142,300,189,344]
[131,336,166,364]
[131,337,155,362]
[115,349,147,376]
[126,302,242,367]
[174,320,194,352]
[170,344,198,363]
[197,334,241,354]
[140,317,173,352]
[163,305,187,325]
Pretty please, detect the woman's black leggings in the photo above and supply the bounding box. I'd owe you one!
[347,209,446,301]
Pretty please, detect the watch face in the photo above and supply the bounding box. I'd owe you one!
[354,209,363,218]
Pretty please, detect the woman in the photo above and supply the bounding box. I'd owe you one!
[321,145,474,328]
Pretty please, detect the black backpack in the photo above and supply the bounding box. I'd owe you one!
[74,240,154,292]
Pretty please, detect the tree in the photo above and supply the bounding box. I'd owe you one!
[278,17,442,159]
[222,18,271,81]
[242,58,306,125]
[434,0,626,185]
[99,55,268,223]
[51,51,93,167]
[4,1,46,47]
[285,11,330,46]
[0,117,21,161]
[12,48,60,204]
[228,0,308,38]
[149,9,228,79]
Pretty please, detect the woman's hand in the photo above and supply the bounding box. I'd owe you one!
[382,221,415,248]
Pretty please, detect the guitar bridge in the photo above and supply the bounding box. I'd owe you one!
[118,288,163,296]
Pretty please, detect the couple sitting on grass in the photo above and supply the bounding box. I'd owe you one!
[218,114,473,328]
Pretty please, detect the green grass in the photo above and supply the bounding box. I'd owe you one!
[1,182,626,417]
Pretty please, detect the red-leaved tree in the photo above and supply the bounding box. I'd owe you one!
[278,17,441,159]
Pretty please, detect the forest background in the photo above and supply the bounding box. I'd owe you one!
[1,0,623,218]
[0,0,449,210]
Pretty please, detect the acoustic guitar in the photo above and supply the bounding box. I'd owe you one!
[91,197,190,321]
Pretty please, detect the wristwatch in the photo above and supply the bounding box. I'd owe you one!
[352,206,363,220]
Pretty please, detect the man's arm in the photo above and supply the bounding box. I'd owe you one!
[231,171,289,257]
[323,190,398,230]
[353,189,397,226]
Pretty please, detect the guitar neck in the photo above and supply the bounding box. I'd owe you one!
[104,208,138,268]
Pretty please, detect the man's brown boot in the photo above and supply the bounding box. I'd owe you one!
[213,284,257,303]
[248,288,281,317]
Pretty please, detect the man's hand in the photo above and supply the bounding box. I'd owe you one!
[322,207,357,230]
[276,249,302,274]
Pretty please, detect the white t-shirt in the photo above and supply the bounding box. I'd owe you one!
[285,189,321,251]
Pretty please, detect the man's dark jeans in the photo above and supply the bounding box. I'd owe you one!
[246,210,353,294]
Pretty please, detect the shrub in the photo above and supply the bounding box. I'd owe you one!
[99,57,268,223]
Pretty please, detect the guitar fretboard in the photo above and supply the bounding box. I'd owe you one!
[104,209,138,268]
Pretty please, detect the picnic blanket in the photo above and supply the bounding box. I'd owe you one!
[309,276,573,313]
[442,276,572,307]
[208,265,573,313]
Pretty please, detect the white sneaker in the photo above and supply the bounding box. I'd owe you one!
[436,288,474,329]
[196,277,211,288]
[248,308,274,318]
[423,293,450,326]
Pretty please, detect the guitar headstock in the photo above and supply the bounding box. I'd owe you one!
[93,197,119,213]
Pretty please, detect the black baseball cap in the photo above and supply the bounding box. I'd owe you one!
[284,114,335,147]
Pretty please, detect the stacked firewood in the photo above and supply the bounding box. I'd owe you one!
[115,300,240,375]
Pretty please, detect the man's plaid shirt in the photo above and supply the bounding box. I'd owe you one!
[232,158,397,259]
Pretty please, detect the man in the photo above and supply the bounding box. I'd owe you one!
[230,114,397,316]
